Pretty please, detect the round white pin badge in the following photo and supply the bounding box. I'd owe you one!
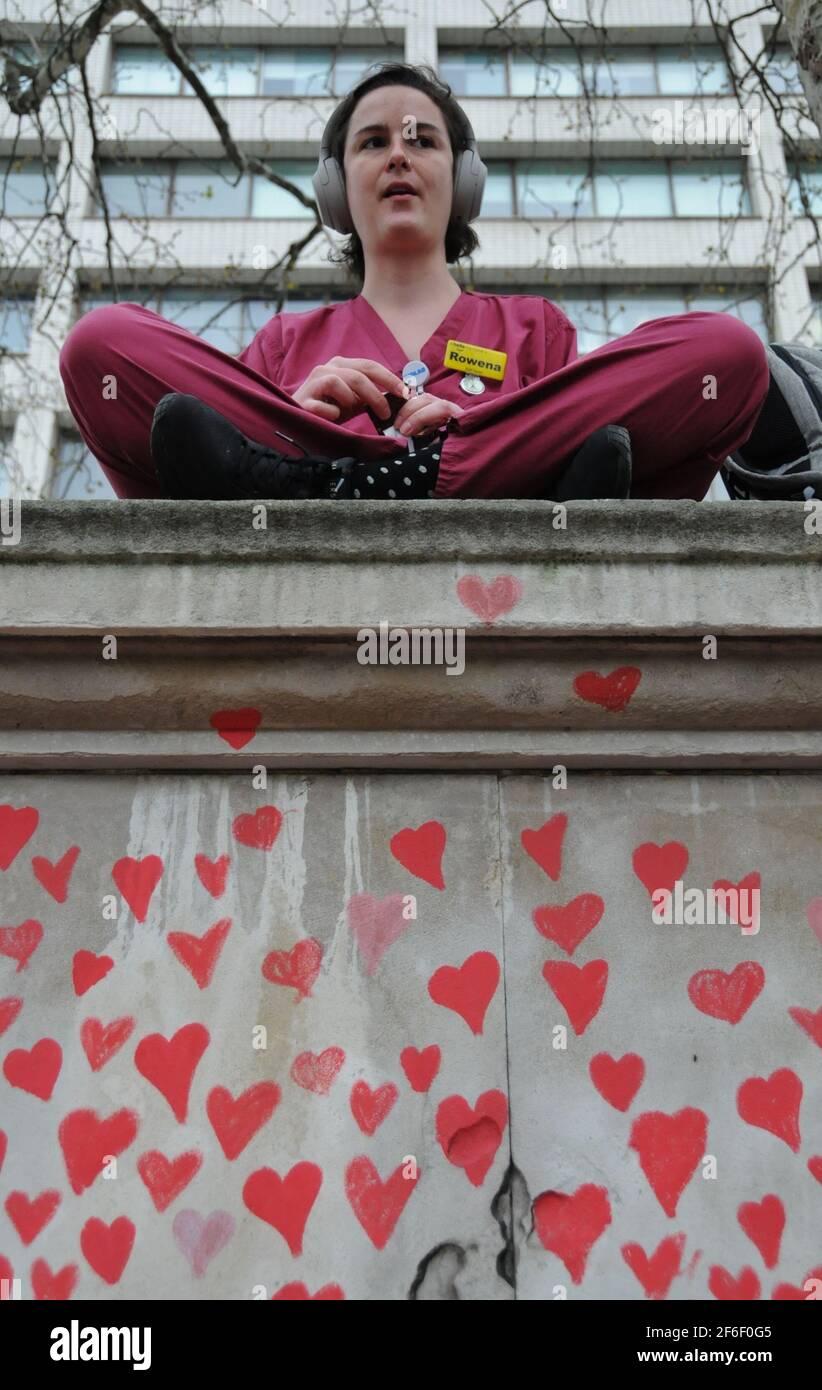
[402,359,429,392]
[460,374,485,395]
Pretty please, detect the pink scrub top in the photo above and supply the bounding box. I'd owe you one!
[238,290,579,438]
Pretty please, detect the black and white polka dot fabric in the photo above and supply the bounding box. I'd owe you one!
[343,429,445,500]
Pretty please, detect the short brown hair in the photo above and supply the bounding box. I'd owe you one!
[324,61,480,283]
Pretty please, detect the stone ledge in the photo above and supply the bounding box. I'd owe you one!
[2,498,821,563]
[2,729,822,770]
[1,500,821,639]
[2,498,822,769]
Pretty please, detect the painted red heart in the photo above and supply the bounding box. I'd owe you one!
[31,846,80,904]
[167,917,231,990]
[629,1107,708,1217]
[632,841,689,898]
[708,1265,760,1300]
[773,1265,822,1300]
[712,872,761,934]
[622,1233,686,1300]
[194,854,230,898]
[542,959,608,1036]
[242,1163,323,1256]
[350,1081,398,1136]
[0,920,43,972]
[348,893,412,976]
[111,854,163,923]
[0,1130,6,1173]
[428,951,500,1035]
[0,805,39,870]
[3,1038,62,1100]
[137,1149,202,1213]
[389,821,446,890]
[81,1217,135,1285]
[261,938,322,1000]
[209,707,261,750]
[134,1023,210,1123]
[737,1068,802,1152]
[521,814,567,881]
[345,1155,420,1250]
[30,1258,78,1301]
[0,1254,12,1293]
[71,951,113,996]
[573,666,641,712]
[0,997,22,1036]
[290,1047,345,1095]
[808,1156,822,1186]
[206,1082,281,1160]
[687,961,765,1024]
[788,1004,822,1050]
[435,1090,508,1186]
[589,1052,645,1112]
[232,806,283,851]
[533,893,604,956]
[80,1017,135,1072]
[272,1282,345,1300]
[59,1107,139,1195]
[533,1183,612,1284]
[738,1194,784,1270]
[5,1189,61,1245]
[456,573,523,625]
[400,1045,440,1093]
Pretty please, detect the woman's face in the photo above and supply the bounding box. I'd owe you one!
[342,84,455,258]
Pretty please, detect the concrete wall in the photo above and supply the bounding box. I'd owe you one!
[1,500,821,1300]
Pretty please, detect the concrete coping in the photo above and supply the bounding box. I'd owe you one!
[1,498,821,564]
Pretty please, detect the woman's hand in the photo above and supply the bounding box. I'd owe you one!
[393,392,466,437]
[293,357,407,423]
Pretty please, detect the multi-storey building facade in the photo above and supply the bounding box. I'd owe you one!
[1,1,820,500]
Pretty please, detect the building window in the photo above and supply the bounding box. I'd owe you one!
[110,43,403,97]
[809,293,822,345]
[187,46,258,97]
[473,284,767,354]
[0,295,35,354]
[49,431,114,500]
[0,156,56,216]
[78,285,353,355]
[439,43,731,97]
[788,159,822,217]
[0,424,14,496]
[110,45,180,94]
[249,162,316,218]
[483,158,751,218]
[762,43,804,95]
[94,158,315,218]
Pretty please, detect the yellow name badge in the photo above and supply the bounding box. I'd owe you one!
[443,339,508,382]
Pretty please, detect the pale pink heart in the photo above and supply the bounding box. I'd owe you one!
[172,1209,235,1279]
[806,897,822,947]
[347,892,411,976]
[456,574,523,625]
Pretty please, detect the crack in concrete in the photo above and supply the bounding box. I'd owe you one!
[408,1242,468,1300]
[408,1160,532,1299]
[492,1159,532,1290]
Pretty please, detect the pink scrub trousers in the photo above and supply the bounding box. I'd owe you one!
[59,301,770,501]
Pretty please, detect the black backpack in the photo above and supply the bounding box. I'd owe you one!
[721,343,822,500]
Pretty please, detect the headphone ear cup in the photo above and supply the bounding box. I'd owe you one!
[452,147,487,224]
[312,156,354,234]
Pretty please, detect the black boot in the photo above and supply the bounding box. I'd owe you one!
[545,424,632,501]
[150,393,442,501]
[151,393,347,499]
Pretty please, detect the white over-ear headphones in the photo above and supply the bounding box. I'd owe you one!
[312,93,487,235]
